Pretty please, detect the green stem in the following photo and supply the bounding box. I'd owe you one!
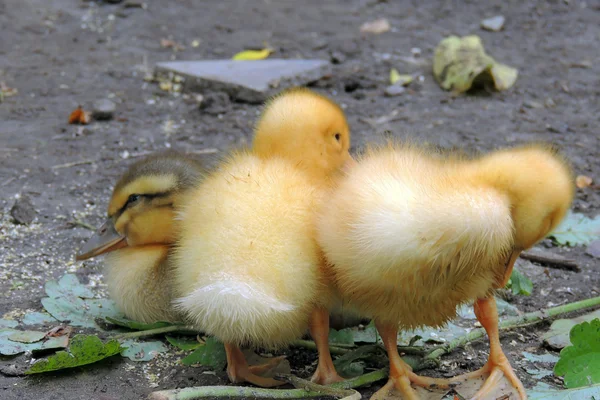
[116,325,195,339]
[290,339,350,355]
[425,295,600,361]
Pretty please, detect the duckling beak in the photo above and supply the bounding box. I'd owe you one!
[76,218,128,260]
[500,250,521,288]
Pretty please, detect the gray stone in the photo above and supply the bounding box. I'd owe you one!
[92,99,116,120]
[384,84,405,97]
[11,195,36,225]
[587,239,600,259]
[154,59,330,104]
[481,15,505,32]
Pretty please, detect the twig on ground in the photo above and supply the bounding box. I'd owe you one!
[291,339,350,355]
[51,159,95,169]
[275,374,360,400]
[115,325,196,339]
[520,250,580,272]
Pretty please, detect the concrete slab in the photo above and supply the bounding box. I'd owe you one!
[154,59,330,103]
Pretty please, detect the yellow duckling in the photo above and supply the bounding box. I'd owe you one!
[317,143,573,400]
[76,153,203,324]
[173,87,352,387]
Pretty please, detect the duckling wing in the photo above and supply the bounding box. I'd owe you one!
[174,153,327,348]
[317,148,514,328]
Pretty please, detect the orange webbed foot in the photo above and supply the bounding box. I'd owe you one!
[225,344,286,388]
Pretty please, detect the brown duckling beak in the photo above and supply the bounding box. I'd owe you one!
[76,218,128,260]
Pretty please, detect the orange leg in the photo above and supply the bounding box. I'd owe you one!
[371,321,450,400]
[450,297,527,400]
[309,307,345,385]
[224,343,286,387]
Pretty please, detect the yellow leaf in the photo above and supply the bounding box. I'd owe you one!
[232,48,273,61]
[389,69,413,86]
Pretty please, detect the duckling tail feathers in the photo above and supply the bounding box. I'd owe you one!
[174,278,305,348]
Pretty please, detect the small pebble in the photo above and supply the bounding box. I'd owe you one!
[481,15,505,32]
[330,51,346,65]
[92,99,116,120]
[384,84,405,97]
[11,195,36,225]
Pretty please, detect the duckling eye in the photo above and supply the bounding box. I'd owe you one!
[334,133,341,142]
[126,194,141,207]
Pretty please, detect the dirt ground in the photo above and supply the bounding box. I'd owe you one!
[1,0,599,399]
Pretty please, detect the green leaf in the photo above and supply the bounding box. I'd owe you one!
[106,316,174,331]
[120,339,168,362]
[550,212,600,247]
[166,336,204,351]
[543,310,600,350]
[42,291,121,329]
[180,337,226,370]
[333,345,381,378]
[528,382,600,399]
[554,319,600,388]
[328,328,355,346]
[22,312,57,326]
[25,334,122,374]
[0,329,68,355]
[506,267,533,296]
[8,330,46,343]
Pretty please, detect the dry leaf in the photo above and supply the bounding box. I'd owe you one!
[360,18,391,34]
[390,68,413,86]
[160,38,185,51]
[68,107,90,125]
[232,48,273,61]
[576,175,593,189]
[45,326,72,338]
[433,35,518,93]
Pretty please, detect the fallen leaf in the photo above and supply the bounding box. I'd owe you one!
[105,316,174,331]
[232,48,273,61]
[160,38,185,51]
[549,212,600,247]
[180,337,227,370]
[506,267,533,296]
[543,310,600,350]
[45,325,72,338]
[433,35,518,93]
[22,312,57,326]
[576,175,593,189]
[68,106,90,125]
[0,319,18,328]
[120,339,167,362]
[0,329,69,356]
[528,382,600,400]
[360,18,391,34]
[333,345,382,378]
[329,328,355,346]
[389,68,413,86]
[166,335,204,351]
[8,330,46,344]
[554,319,600,388]
[25,334,122,374]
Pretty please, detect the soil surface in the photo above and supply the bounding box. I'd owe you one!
[1,0,599,399]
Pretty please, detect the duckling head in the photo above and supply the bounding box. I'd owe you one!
[76,152,202,260]
[473,144,574,285]
[252,87,352,180]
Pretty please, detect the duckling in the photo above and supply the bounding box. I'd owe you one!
[76,152,203,324]
[317,143,573,400]
[173,87,352,387]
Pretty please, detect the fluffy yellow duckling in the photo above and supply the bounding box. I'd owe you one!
[76,153,203,323]
[317,143,573,400]
[173,87,352,387]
